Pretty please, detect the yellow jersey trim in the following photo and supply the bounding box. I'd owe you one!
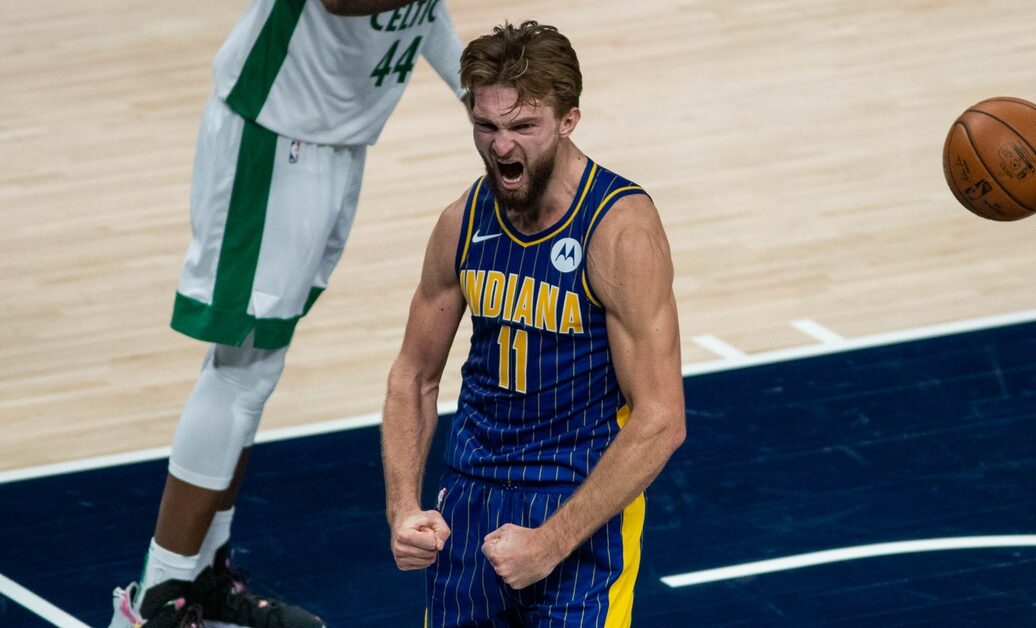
[580,185,643,308]
[582,272,602,308]
[494,163,599,248]
[581,185,644,249]
[604,490,645,628]
[459,177,485,267]
[604,406,641,628]
[615,403,632,428]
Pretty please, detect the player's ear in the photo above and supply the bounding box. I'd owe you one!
[558,107,580,138]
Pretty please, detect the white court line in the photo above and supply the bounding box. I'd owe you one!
[0,446,174,485]
[0,412,397,483]
[660,535,1036,587]
[253,411,385,444]
[693,335,747,360]
[791,318,846,345]
[0,403,456,485]
[4,307,1036,486]
[683,307,1036,377]
[0,572,90,627]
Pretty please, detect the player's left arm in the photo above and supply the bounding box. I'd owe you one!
[420,1,466,99]
[482,193,686,589]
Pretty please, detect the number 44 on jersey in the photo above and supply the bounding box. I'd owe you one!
[371,36,423,87]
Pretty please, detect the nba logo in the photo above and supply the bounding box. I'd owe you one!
[288,139,301,164]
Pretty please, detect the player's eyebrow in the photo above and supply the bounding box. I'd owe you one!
[508,115,539,127]
[472,114,539,128]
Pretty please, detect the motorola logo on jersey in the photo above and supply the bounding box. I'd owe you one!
[551,238,582,273]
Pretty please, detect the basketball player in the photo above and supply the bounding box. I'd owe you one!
[108,1,466,627]
[381,21,686,626]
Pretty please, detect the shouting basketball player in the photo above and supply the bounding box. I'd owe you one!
[381,21,686,626]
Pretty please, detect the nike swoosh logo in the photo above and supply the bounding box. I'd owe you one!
[472,231,502,243]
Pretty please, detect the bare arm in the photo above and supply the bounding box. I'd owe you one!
[382,191,468,569]
[547,193,686,546]
[320,0,415,17]
[483,193,686,587]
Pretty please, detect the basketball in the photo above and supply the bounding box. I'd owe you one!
[943,97,1036,221]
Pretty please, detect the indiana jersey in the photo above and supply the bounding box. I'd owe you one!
[212,0,463,146]
[450,158,649,484]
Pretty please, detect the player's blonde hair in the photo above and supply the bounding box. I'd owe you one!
[460,21,582,118]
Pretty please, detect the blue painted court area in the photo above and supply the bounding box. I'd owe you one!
[4,320,1036,626]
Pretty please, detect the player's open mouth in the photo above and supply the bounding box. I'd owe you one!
[497,160,524,187]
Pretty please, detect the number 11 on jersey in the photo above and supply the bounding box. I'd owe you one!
[497,325,528,393]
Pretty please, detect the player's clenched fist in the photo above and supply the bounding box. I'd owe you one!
[481,523,563,590]
[391,510,451,570]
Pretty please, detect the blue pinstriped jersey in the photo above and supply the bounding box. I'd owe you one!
[449,158,648,484]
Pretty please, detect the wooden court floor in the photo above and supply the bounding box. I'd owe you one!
[3,0,1036,471]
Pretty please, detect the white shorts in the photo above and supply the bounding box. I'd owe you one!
[172,94,366,349]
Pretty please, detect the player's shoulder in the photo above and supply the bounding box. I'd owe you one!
[430,182,480,243]
[582,160,650,212]
[441,176,492,224]
[593,186,661,237]
[608,189,656,213]
[443,181,479,218]
[587,176,669,267]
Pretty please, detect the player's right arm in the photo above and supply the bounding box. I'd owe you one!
[381,190,468,570]
[320,0,416,16]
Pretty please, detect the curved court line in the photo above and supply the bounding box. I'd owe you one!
[0,572,90,627]
[660,535,1036,587]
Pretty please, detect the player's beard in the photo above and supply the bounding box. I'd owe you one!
[484,144,557,215]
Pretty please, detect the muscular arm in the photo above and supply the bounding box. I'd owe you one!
[320,0,415,16]
[483,193,686,587]
[547,194,685,548]
[382,191,468,568]
[568,194,683,536]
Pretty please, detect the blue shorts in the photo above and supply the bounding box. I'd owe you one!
[425,471,646,627]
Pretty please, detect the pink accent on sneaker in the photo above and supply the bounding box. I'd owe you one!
[117,590,144,627]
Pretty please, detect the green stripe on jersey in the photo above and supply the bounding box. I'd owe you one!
[210,117,278,324]
[226,0,306,120]
[171,287,325,349]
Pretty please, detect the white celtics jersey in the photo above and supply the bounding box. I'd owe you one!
[212,0,462,146]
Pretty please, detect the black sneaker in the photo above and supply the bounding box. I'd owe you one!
[191,549,324,628]
[108,580,205,628]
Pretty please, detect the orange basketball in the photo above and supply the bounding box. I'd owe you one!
[943,97,1036,221]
